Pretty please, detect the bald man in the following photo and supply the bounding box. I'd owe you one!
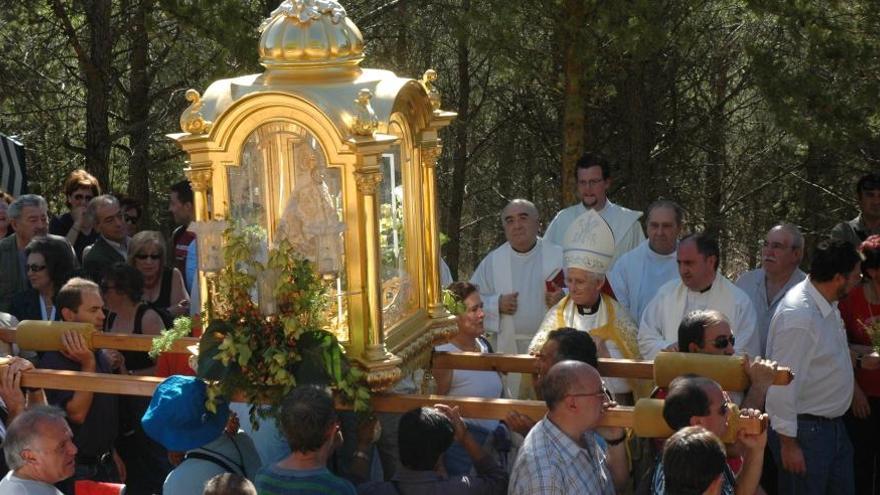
[510,361,626,494]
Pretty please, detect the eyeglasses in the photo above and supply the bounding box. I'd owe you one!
[26,264,47,272]
[711,335,735,349]
[124,214,139,224]
[567,385,615,404]
[72,193,93,202]
[135,254,161,260]
[719,400,730,416]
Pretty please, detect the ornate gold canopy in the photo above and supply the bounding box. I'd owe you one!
[169,0,457,390]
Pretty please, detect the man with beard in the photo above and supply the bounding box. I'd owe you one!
[766,239,865,494]
[544,153,644,269]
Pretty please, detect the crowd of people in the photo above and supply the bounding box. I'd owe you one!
[0,156,875,495]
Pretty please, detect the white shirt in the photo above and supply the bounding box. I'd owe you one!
[439,257,453,287]
[638,273,759,359]
[735,268,806,356]
[435,340,503,431]
[765,278,854,437]
[0,471,64,495]
[544,200,645,269]
[608,240,679,323]
[470,239,563,353]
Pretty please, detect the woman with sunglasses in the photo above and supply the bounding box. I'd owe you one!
[128,230,189,317]
[432,281,504,476]
[49,169,101,261]
[10,235,77,322]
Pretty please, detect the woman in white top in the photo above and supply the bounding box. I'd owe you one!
[433,281,503,475]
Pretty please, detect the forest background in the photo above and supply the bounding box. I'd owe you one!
[1,0,878,279]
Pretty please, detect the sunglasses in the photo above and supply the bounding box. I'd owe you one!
[135,254,161,260]
[711,335,735,349]
[124,214,139,224]
[72,193,93,202]
[99,284,116,293]
[719,400,730,416]
[26,264,47,272]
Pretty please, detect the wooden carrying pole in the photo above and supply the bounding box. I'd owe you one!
[12,369,766,436]
[1,324,793,389]
[433,351,794,390]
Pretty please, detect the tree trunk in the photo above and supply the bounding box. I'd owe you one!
[559,0,586,207]
[703,53,728,241]
[443,0,471,279]
[84,0,114,189]
[127,0,152,224]
[49,0,115,189]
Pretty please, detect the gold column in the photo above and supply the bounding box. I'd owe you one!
[347,134,402,390]
[354,169,388,361]
[420,145,444,317]
[185,166,213,318]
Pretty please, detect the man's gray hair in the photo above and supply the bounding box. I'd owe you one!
[770,223,804,249]
[7,194,48,220]
[646,199,685,226]
[85,194,119,226]
[500,199,539,224]
[3,405,67,471]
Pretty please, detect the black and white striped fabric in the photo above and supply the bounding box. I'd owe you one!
[0,133,27,196]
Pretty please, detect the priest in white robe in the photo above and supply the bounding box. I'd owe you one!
[529,209,649,401]
[608,200,683,322]
[470,200,563,392]
[544,153,644,268]
[638,232,760,360]
[735,223,806,356]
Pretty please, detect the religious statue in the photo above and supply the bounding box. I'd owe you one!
[275,148,344,275]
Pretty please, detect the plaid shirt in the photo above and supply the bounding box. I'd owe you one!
[509,416,615,495]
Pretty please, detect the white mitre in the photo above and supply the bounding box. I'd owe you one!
[563,209,615,274]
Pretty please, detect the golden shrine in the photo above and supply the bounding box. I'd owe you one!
[168,0,456,390]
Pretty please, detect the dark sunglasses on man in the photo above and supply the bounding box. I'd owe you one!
[711,335,735,349]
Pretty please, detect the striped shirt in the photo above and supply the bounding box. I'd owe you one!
[255,465,356,495]
[509,416,614,495]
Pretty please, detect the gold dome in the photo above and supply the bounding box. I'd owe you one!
[259,0,365,72]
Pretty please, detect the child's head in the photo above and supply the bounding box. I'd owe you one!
[202,473,257,495]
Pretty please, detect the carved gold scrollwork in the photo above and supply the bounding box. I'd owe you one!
[351,89,379,137]
[420,146,441,169]
[354,171,383,194]
[180,89,213,135]
[364,365,403,392]
[421,69,441,111]
[186,169,213,192]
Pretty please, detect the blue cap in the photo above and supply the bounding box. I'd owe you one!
[141,375,230,452]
